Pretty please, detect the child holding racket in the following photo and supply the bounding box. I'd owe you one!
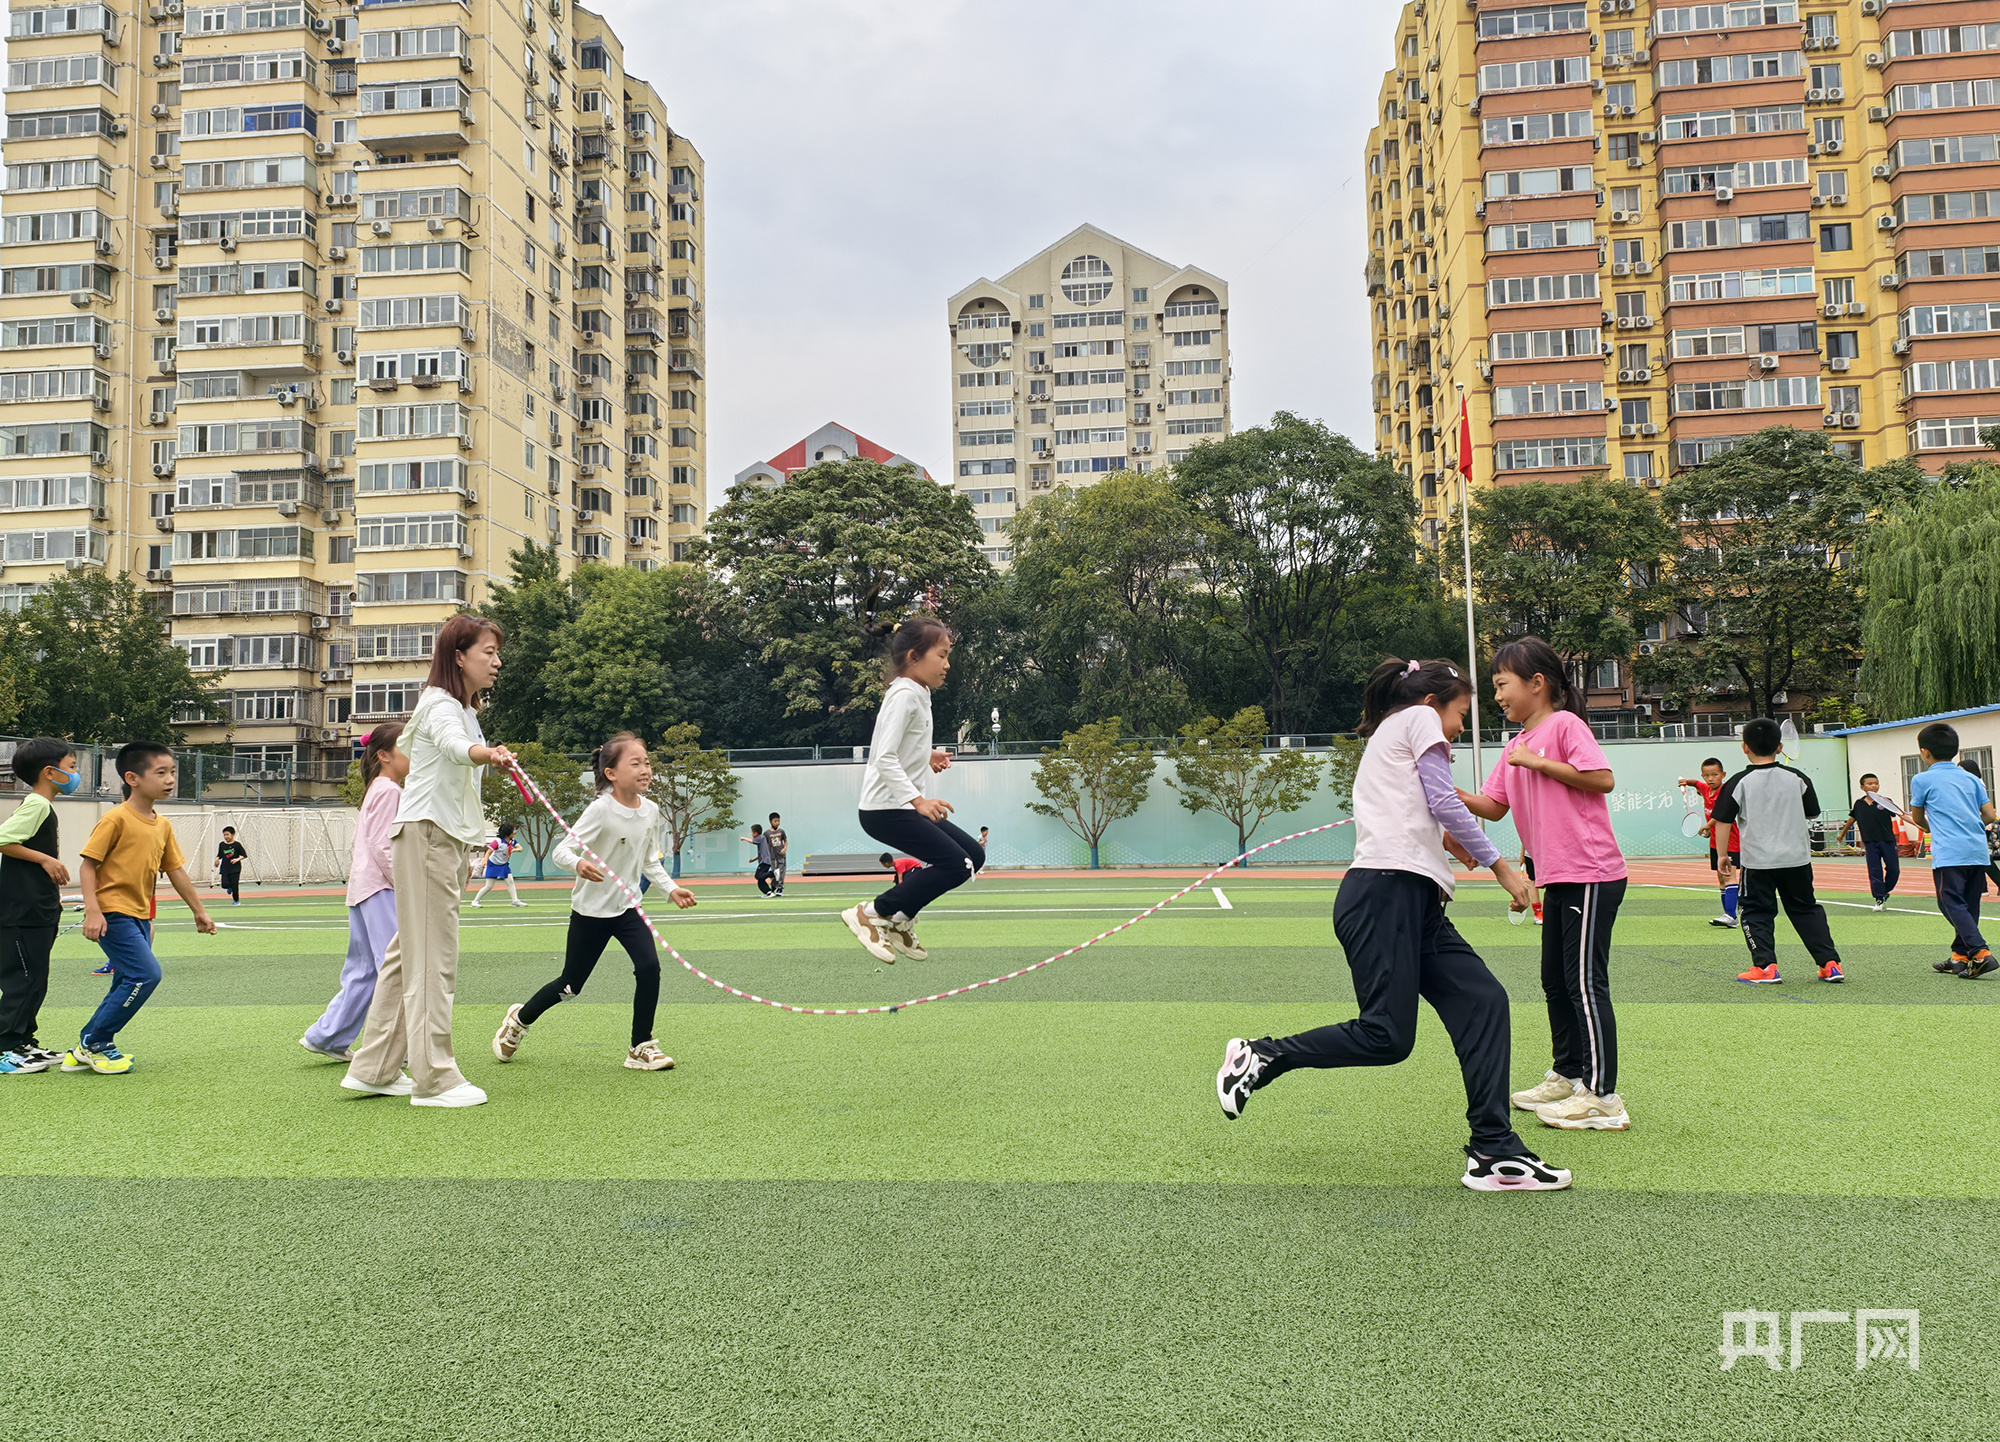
[491,732,695,1071]
[1677,758,1739,928]
[1460,638,1630,1133]
[1215,657,1568,1192]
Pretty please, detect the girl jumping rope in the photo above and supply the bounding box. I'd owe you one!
[1214,657,1571,1192]
[491,732,694,1072]
[1459,637,1630,1132]
[300,724,406,1062]
[469,822,525,907]
[841,615,983,964]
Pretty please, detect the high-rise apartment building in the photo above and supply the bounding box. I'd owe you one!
[1,0,703,786]
[948,224,1228,565]
[1368,0,1999,552]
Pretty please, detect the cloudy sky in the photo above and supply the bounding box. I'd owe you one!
[595,0,1400,484]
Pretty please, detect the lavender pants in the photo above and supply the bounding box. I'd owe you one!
[303,890,397,1052]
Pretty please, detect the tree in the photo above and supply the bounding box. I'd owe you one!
[1458,476,1673,678]
[694,459,994,744]
[1859,464,2000,720]
[647,722,741,879]
[1173,413,1424,733]
[479,741,591,880]
[1167,706,1324,863]
[1025,717,1158,868]
[0,569,223,742]
[1324,734,1367,814]
[480,541,584,746]
[1641,428,1928,718]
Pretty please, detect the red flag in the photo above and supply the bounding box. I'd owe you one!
[1457,394,1473,483]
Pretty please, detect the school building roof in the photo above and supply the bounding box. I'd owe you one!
[1826,703,2000,737]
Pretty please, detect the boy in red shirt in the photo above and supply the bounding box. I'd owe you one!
[880,853,925,882]
[1679,757,1740,929]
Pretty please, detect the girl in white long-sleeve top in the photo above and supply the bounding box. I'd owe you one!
[841,616,984,964]
[491,732,695,1072]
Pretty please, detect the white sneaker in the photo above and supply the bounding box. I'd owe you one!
[492,1002,528,1062]
[411,1082,487,1108]
[1510,1070,1580,1111]
[340,1070,414,1097]
[468,900,482,908]
[885,922,929,961]
[624,1040,675,1071]
[842,904,896,963]
[1534,1089,1631,1131]
[510,901,529,908]
[298,1035,352,1062]
[1872,901,1886,912]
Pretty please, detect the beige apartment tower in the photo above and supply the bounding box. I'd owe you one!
[948,224,1229,565]
[1369,0,2000,550]
[1,0,704,786]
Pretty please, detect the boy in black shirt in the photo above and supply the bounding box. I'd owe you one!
[1838,772,1902,911]
[0,738,79,1074]
[215,826,248,905]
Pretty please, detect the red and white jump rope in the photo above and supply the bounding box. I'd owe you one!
[503,759,1354,1016]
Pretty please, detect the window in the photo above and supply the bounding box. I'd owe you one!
[1816,170,1847,202]
[1604,27,1634,55]
[1810,63,1843,92]
[1494,436,1608,470]
[1131,287,1148,303]
[1826,330,1858,359]
[1820,223,1852,252]
[1606,83,1637,112]
[1593,660,1620,690]
[1828,385,1861,415]
[1623,452,1655,483]
[1610,186,1641,213]
[1060,255,1114,306]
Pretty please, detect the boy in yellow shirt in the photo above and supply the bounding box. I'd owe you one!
[66,742,216,1075]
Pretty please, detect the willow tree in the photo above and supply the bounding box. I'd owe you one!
[1860,465,2000,720]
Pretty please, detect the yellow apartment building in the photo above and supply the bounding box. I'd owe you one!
[0,0,705,788]
[947,224,1230,566]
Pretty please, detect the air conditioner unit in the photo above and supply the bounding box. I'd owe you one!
[1822,412,1840,428]
[1806,88,1825,103]
[578,510,596,524]
[427,217,445,234]
[323,298,343,315]
[150,103,169,119]
[326,456,345,472]
[108,120,128,136]
[1824,140,1841,155]
[1879,273,1902,291]
[370,220,391,237]
[1759,355,1779,371]
[1892,338,1911,356]
[335,349,353,365]
[1806,143,1821,158]
[1812,195,1828,208]
[1847,301,1867,316]
[220,236,237,251]
[1841,413,1860,429]
[1877,214,1897,230]
[327,245,346,262]
[275,501,299,518]
[1626,157,1645,170]
[1618,369,1635,383]
[161,203,178,219]
[1620,424,1638,438]
[146,568,167,582]
[151,53,173,68]
[1620,105,1636,118]
[277,391,297,407]
[1616,317,1634,330]
[1714,187,1735,203]
[160,357,175,374]
[1633,48,1648,63]
[457,543,474,559]
[148,154,170,171]
[1611,211,1631,225]
[319,506,337,524]
[1593,79,1605,92]
[152,462,174,478]
[153,306,174,322]
[1827,356,1851,373]
[313,141,334,159]
[457,434,473,451]
[1864,52,1883,69]
[311,614,330,630]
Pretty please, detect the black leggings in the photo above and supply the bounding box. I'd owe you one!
[858,808,985,922]
[520,908,660,1048]
[219,866,241,902]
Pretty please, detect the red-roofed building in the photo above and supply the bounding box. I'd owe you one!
[733,422,934,489]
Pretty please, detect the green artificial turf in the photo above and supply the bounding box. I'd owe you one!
[5,879,1992,1440]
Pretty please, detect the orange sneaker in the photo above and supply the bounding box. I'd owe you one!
[1817,961,1845,983]
[1736,963,1782,985]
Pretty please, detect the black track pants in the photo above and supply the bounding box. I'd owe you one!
[858,808,985,922]
[520,908,661,1048]
[1740,864,1841,971]
[1538,878,1625,1097]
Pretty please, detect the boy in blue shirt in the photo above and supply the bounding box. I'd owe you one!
[1908,721,2000,979]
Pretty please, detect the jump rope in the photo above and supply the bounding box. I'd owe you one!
[502,758,1355,1016]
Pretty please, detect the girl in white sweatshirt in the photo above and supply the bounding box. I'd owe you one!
[491,732,695,1071]
[841,616,984,963]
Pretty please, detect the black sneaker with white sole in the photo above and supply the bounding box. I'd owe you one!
[1215,1037,1270,1120]
[1461,1147,1573,1192]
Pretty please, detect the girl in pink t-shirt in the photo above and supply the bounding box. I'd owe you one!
[1461,636,1630,1133]
[300,724,408,1060]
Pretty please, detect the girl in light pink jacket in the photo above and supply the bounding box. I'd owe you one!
[300,725,407,1060]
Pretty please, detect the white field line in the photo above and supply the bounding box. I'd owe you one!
[1213,888,1233,909]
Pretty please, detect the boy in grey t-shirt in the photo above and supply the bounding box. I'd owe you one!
[739,823,775,896]
[1710,717,1844,985]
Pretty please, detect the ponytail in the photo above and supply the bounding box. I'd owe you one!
[1358,657,1473,737]
[590,731,644,794]
[359,722,403,786]
[1489,636,1586,721]
[886,614,952,679]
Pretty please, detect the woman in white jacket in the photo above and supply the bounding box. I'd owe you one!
[491,732,695,1071]
[841,617,984,963]
[343,615,515,1108]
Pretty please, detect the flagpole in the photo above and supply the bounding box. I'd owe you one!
[1457,384,1482,784]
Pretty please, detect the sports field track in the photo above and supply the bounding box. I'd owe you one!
[4,874,1992,1441]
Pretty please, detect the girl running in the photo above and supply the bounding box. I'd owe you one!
[469,822,525,907]
[841,616,982,964]
[1215,658,1569,1192]
[491,732,694,1072]
[300,725,406,1061]
[1460,636,1630,1132]
[342,614,514,1108]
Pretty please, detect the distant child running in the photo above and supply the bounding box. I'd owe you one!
[300,725,406,1061]
[1908,722,1999,979]
[469,822,525,907]
[0,739,81,1075]
[69,742,218,1074]
[765,813,788,896]
[1460,638,1630,1132]
[214,827,248,905]
[1838,772,1903,911]
[1710,718,1845,985]
[880,852,925,881]
[1215,658,1569,1192]
[741,822,775,896]
[1677,757,1740,928]
[841,616,984,964]
[493,732,694,1071]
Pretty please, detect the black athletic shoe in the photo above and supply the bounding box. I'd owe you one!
[1461,1147,1573,1192]
[1936,954,1970,975]
[1215,1037,1269,1120]
[1964,952,1998,980]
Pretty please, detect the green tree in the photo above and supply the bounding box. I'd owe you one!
[693,459,993,744]
[1457,475,1674,678]
[647,722,741,879]
[1167,706,1324,863]
[479,740,591,881]
[1025,717,1158,868]
[1859,463,2000,720]
[1324,734,1367,813]
[1173,413,1423,733]
[480,541,584,746]
[1641,429,1927,718]
[339,756,367,808]
[0,569,223,741]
